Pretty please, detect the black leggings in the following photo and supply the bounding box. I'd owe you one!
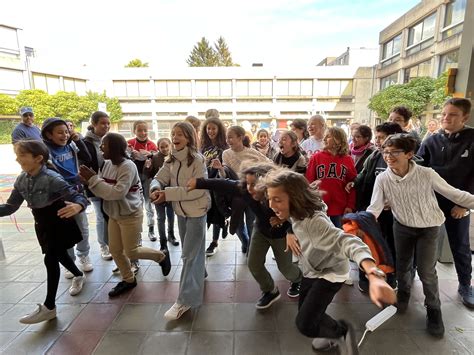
[44,248,83,310]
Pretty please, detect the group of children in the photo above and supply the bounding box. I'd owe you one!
[1,99,473,354]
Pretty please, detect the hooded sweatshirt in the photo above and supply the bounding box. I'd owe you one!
[41,117,91,188]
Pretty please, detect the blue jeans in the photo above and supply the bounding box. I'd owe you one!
[177,214,206,307]
[91,197,108,247]
[155,202,175,246]
[68,210,90,260]
[140,174,155,227]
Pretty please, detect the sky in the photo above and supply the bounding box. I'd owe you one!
[3,0,420,71]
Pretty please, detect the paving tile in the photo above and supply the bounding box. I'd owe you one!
[205,251,235,265]
[0,282,41,303]
[46,330,104,355]
[14,252,45,266]
[359,329,421,354]
[187,331,233,355]
[2,329,61,354]
[141,331,189,355]
[77,266,113,283]
[274,302,299,331]
[0,331,20,351]
[278,329,314,354]
[90,282,132,304]
[193,303,234,331]
[93,331,147,355]
[127,281,177,303]
[26,304,86,332]
[0,303,14,316]
[234,331,281,355]
[235,265,255,281]
[0,304,39,331]
[234,281,262,303]
[234,303,276,331]
[14,267,48,282]
[0,265,30,282]
[19,282,69,304]
[109,304,161,331]
[68,303,122,332]
[56,282,104,304]
[204,264,235,282]
[406,330,473,355]
[203,281,235,303]
[141,264,179,282]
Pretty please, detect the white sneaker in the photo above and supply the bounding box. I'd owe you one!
[64,269,74,279]
[131,260,140,275]
[164,303,191,321]
[312,338,337,352]
[100,245,113,261]
[19,304,56,324]
[79,256,93,272]
[69,275,85,296]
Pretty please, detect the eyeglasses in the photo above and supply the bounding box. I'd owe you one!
[382,150,405,157]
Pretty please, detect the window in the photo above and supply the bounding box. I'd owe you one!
[406,13,436,56]
[0,68,24,91]
[438,50,459,75]
[380,72,398,89]
[0,27,19,51]
[381,34,401,67]
[403,59,432,83]
[442,0,466,39]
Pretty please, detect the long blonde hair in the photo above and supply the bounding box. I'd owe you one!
[326,127,349,156]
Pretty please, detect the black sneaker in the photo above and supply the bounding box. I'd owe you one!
[108,279,137,297]
[148,226,157,242]
[458,284,474,309]
[396,290,410,314]
[256,288,281,309]
[131,260,140,275]
[159,249,171,276]
[426,307,444,338]
[358,275,369,293]
[168,235,179,246]
[337,320,359,355]
[287,282,301,298]
[206,241,218,256]
[241,244,248,254]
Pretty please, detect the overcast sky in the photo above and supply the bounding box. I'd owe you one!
[3,0,419,70]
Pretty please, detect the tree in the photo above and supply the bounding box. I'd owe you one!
[431,71,450,108]
[369,77,436,119]
[125,59,149,68]
[187,37,217,67]
[214,36,235,66]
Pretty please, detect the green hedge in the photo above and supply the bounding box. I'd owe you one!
[0,120,18,144]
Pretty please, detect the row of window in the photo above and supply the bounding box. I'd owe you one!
[113,79,353,98]
[32,74,87,95]
[381,0,465,64]
[380,49,459,89]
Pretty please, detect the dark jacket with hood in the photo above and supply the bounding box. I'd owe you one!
[418,126,474,197]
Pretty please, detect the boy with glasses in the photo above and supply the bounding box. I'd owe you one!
[367,134,474,338]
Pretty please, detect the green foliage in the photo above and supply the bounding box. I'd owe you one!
[187,36,238,67]
[0,89,122,127]
[214,37,236,66]
[125,58,149,67]
[431,71,450,107]
[0,94,18,115]
[0,120,18,144]
[187,37,217,67]
[369,77,437,119]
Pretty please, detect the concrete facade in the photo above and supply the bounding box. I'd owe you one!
[377,0,466,89]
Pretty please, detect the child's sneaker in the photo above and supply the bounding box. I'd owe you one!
[64,269,74,279]
[69,275,85,296]
[426,307,444,338]
[312,338,337,352]
[158,250,171,276]
[79,256,93,272]
[164,303,191,320]
[19,304,56,324]
[108,279,137,297]
[131,260,140,275]
[287,282,301,298]
[206,241,218,256]
[256,288,281,309]
[100,245,113,261]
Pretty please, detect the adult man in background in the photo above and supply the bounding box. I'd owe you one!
[418,98,474,309]
[11,106,42,143]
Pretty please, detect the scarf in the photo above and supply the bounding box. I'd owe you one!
[350,142,373,156]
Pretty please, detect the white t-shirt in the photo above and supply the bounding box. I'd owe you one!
[300,137,323,159]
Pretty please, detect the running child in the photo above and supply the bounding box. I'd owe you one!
[0,140,89,324]
[79,133,171,297]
